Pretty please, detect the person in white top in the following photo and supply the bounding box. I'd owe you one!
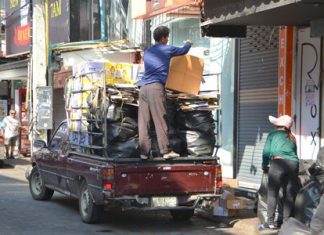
[2,110,21,159]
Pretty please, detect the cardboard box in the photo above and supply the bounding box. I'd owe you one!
[225,197,255,210]
[213,206,239,217]
[212,198,239,217]
[166,55,204,95]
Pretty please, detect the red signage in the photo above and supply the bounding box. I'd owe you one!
[5,1,31,56]
[14,24,30,46]
[278,26,293,116]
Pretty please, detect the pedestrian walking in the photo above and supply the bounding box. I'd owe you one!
[262,115,299,229]
[138,26,192,160]
[2,110,21,159]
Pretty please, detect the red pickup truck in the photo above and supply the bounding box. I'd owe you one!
[27,121,222,223]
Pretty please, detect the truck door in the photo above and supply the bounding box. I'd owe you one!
[45,122,69,190]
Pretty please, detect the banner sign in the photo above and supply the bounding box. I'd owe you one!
[5,0,31,56]
[48,0,70,44]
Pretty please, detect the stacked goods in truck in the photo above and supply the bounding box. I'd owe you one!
[65,60,219,158]
[105,63,134,85]
[73,61,137,85]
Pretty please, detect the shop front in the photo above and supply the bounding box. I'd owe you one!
[201,0,324,188]
[0,59,30,156]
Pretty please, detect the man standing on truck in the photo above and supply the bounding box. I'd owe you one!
[138,26,192,160]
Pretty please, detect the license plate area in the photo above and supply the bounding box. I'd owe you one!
[151,197,178,208]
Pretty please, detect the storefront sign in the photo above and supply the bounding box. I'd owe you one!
[6,0,31,56]
[278,26,293,116]
[297,28,321,160]
[48,0,70,44]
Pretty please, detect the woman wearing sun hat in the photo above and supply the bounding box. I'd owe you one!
[262,115,299,229]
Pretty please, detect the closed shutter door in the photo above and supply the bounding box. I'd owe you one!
[237,26,279,189]
[53,89,66,130]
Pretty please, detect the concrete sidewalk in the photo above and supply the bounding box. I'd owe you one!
[1,156,31,171]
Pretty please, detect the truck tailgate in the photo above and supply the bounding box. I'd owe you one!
[113,163,215,196]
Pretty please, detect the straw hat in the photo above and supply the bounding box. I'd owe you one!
[268,115,293,129]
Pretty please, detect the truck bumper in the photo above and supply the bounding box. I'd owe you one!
[102,193,220,211]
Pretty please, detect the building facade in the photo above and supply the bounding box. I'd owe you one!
[202,0,324,189]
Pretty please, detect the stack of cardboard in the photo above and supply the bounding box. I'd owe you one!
[213,188,256,217]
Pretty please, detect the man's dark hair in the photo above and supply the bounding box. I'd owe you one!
[153,26,170,42]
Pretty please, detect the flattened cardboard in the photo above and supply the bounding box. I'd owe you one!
[166,55,204,95]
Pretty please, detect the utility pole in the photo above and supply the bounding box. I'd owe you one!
[31,0,48,148]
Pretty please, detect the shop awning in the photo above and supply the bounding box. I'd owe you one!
[0,59,28,81]
[201,0,324,36]
[131,0,201,19]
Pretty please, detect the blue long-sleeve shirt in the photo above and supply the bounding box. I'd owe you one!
[138,42,191,87]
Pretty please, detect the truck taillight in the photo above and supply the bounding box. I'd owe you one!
[101,169,114,191]
[215,165,222,192]
[103,181,112,190]
[101,168,114,178]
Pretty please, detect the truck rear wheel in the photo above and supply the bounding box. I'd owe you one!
[170,209,194,221]
[29,167,54,200]
[79,182,103,224]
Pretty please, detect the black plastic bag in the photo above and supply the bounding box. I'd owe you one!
[106,117,138,142]
[310,194,324,235]
[317,147,324,168]
[107,137,140,158]
[294,180,321,227]
[175,110,215,134]
[178,130,215,156]
[278,217,310,235]
[298,160,316,188]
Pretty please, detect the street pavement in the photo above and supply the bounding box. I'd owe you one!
[0,156,278,235]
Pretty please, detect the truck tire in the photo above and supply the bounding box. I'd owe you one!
[170,209,194,221]
[29,167,54,200]
[79,182,103,224]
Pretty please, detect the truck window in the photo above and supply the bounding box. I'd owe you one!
[49,122,68,150]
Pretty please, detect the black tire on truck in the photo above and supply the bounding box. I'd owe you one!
[79,181,104,224]
[170,209,194,221]
[29,167,54,200]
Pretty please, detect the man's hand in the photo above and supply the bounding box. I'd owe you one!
[184,40,193,45]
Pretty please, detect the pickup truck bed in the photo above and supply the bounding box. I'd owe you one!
[28,121,222,224]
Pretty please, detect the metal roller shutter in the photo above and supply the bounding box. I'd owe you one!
[237,26,279,189]
[53,89,66,131]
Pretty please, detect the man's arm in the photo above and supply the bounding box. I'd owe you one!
[170,41,192,56]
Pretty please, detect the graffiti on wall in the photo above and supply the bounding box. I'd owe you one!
[298,28,321,160]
